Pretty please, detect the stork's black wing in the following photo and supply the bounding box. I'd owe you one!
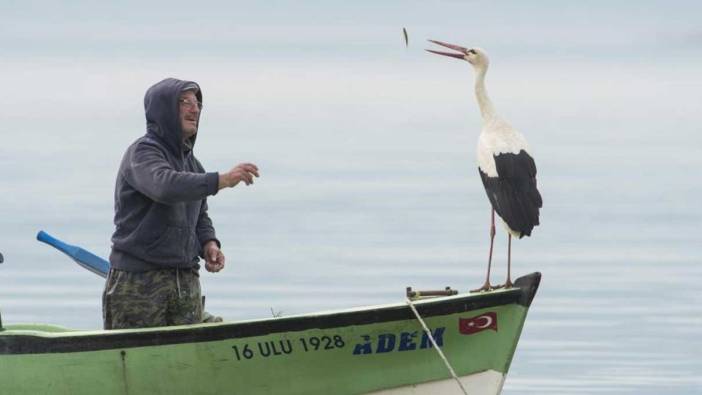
[479,150,542,238]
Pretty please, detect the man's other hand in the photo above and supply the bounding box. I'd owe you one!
[204,241,225,273]
[218,163,259,189]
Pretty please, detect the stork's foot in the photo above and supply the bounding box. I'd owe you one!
[471,281,493,293]
[473,282,511,292]
[498,279,513,289]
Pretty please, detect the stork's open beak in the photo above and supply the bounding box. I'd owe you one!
[426,39,467,59]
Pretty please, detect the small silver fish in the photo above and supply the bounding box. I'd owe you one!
[403,27,409,47]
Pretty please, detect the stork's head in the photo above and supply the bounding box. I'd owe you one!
[426,40,489,69]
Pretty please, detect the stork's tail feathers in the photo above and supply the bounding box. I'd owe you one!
[488,189,541,239]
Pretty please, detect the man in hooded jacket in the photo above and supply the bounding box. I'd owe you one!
[103,78,259,329]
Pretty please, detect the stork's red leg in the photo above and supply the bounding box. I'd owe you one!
[504,234,513,288]
[472,209,496,292]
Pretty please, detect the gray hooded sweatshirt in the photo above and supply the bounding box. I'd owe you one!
[110,78,220,271]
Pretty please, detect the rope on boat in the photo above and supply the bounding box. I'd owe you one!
[406,298,470,395]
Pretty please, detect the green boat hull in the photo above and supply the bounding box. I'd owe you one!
[0,273,540,394]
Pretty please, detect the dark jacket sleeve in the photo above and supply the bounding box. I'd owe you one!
[197,199,220,258]
[125,141,219,205]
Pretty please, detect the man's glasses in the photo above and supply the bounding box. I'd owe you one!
[179,98,203,110]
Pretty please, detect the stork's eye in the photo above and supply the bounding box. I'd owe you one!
[468,49,476,55]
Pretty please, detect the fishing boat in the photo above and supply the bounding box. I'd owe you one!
[0,232,540,394]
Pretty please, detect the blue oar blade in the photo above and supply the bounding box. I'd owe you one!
[37,230,110,278]
[71,250,110,278]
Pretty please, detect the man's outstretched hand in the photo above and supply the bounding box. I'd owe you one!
[219,163,259,189]
[204,241,225,273]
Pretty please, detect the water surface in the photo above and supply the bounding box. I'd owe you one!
[1,2,701,393]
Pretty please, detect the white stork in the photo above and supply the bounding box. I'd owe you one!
[427,40,542,291]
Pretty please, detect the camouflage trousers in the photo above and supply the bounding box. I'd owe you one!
[102,268,203,330]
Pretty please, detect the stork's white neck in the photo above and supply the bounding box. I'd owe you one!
[474,66,496,122]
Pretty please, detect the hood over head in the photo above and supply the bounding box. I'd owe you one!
[144,78,203,156]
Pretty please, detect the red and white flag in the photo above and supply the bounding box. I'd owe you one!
[458,312,498,335]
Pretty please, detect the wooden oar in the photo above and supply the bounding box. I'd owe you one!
[36,230,109,278]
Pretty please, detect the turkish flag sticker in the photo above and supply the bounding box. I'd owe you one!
[459,312,498,335]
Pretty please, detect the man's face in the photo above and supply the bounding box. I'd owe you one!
[179,90,201,139]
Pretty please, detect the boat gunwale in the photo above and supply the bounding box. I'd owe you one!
[0,272,540,355]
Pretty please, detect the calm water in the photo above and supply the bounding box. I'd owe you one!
[2,7,701,392]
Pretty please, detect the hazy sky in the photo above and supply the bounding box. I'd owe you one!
[2,1,701,59]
